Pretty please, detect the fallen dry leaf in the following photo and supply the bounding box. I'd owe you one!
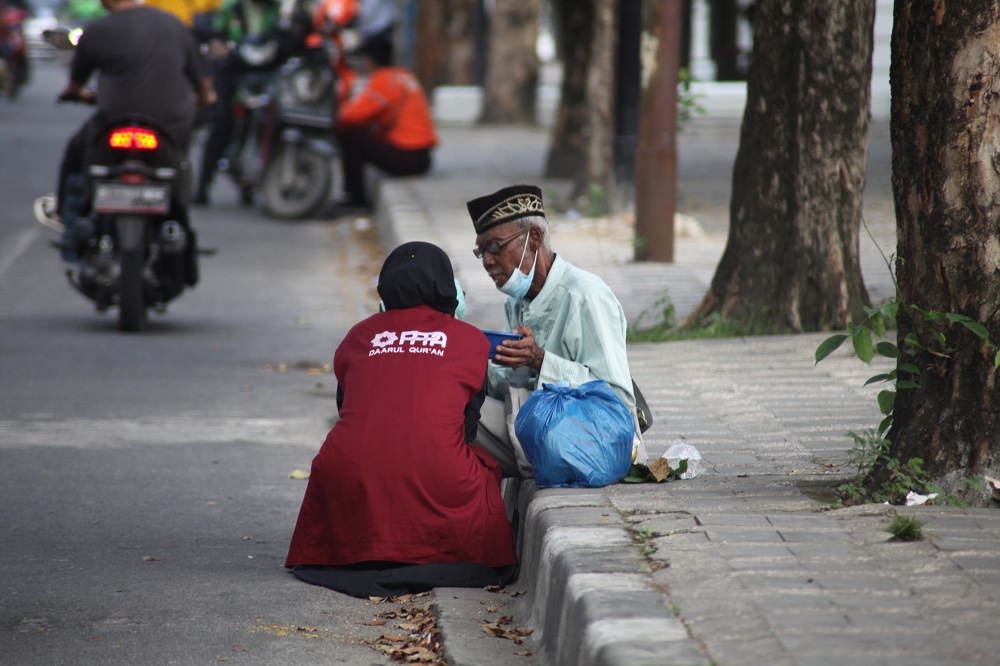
[379,634,410,642]
[369,604,445,665]
[288,469,310,480]
[481,616,534,644]
[365,619,387,626]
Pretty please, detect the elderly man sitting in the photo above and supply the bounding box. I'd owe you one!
[467,184,648,479]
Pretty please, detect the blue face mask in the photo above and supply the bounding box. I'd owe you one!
[498,236,537,300]
[454,278,466,320]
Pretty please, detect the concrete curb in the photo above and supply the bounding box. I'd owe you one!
[517,490,708,665]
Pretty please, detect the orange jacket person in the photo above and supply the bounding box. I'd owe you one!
[336,36,437,210]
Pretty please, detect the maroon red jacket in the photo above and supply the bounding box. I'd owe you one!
[285,305,517,568]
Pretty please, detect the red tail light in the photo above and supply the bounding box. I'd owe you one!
[109,127,159,150]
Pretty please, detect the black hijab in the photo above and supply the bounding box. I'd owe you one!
[377,242,459,316]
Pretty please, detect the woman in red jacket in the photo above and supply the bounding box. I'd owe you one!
[285,242,517,597]
[335,36,437,209]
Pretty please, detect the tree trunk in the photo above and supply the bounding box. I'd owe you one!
[543,0,616,202]
[879,1,1000,495]
[412,0,477,92]
[544,0,594,182]
[479,0,541,124]
[685,0,874,332]
[583,0,615,198]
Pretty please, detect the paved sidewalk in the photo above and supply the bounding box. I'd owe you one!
[373,119,1000,666]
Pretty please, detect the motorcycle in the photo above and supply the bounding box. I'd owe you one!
[43,115,200,332]
[258,36,341,219]
[34,27,204,332]
[219,34,285,206]
[0,1,29,98]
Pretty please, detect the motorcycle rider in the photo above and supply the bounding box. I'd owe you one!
[193,0,309,205]
[47,0,216,257]
[60,0,108,24]
[0,0,30,90]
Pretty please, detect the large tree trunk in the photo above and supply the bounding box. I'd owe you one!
[479,0,541,124]
[543,0,616,202]
[879,1,1000,496]
[544,0,595,181]
[412,0,477,92]
[583,0,615,197]
[686,0,874,332]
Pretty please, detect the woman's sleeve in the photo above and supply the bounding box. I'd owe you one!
[463,375,487,443]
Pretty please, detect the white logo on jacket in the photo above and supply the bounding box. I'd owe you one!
[371,331,398,347]
[369,330,448,357]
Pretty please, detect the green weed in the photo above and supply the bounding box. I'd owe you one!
[886,514,924,541]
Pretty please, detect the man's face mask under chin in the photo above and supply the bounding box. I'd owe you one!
[497,236,537,300]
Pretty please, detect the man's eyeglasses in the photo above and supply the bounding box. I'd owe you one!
[473,228,529,259]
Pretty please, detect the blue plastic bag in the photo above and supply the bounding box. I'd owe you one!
[514,380,634,488]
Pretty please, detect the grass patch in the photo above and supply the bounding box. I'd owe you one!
[628,290,788,342]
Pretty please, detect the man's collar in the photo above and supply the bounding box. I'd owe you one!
[523,254,565,305]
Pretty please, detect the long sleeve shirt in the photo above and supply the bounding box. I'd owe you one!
[338,67,438,150]
[487,255,636,411]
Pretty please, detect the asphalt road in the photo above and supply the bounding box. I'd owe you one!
[0,60,419,666]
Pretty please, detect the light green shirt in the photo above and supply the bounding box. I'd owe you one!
[487,255,636,410]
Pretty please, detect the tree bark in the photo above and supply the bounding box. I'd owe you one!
[544,0,595,182]
[584,0,616,196]
[685,0,874,332]
[412,0,477,92]
[479,0,541,124]
[880,1,1000,493]
[543,0,616,202]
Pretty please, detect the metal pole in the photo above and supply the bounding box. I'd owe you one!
[634,0,680,263]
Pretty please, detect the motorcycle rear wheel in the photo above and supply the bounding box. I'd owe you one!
[261,147,332,220]
[118,245,146,332]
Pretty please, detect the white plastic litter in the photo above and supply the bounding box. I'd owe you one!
[663,442,703,480]
[985,476,1000,501]
[904,491,938,506]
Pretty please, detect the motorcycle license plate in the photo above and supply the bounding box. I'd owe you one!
[93,181,170,214]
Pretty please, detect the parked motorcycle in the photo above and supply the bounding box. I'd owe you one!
[259,38,341,219]
[0,1,29,98]
[219,34,285,206]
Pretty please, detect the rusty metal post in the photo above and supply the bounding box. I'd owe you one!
[634,0,681,262]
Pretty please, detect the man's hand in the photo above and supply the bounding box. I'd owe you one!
[197,77,218,109]
[58,82,95,105]
[492,326,545,371]
[206,38,229,59]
